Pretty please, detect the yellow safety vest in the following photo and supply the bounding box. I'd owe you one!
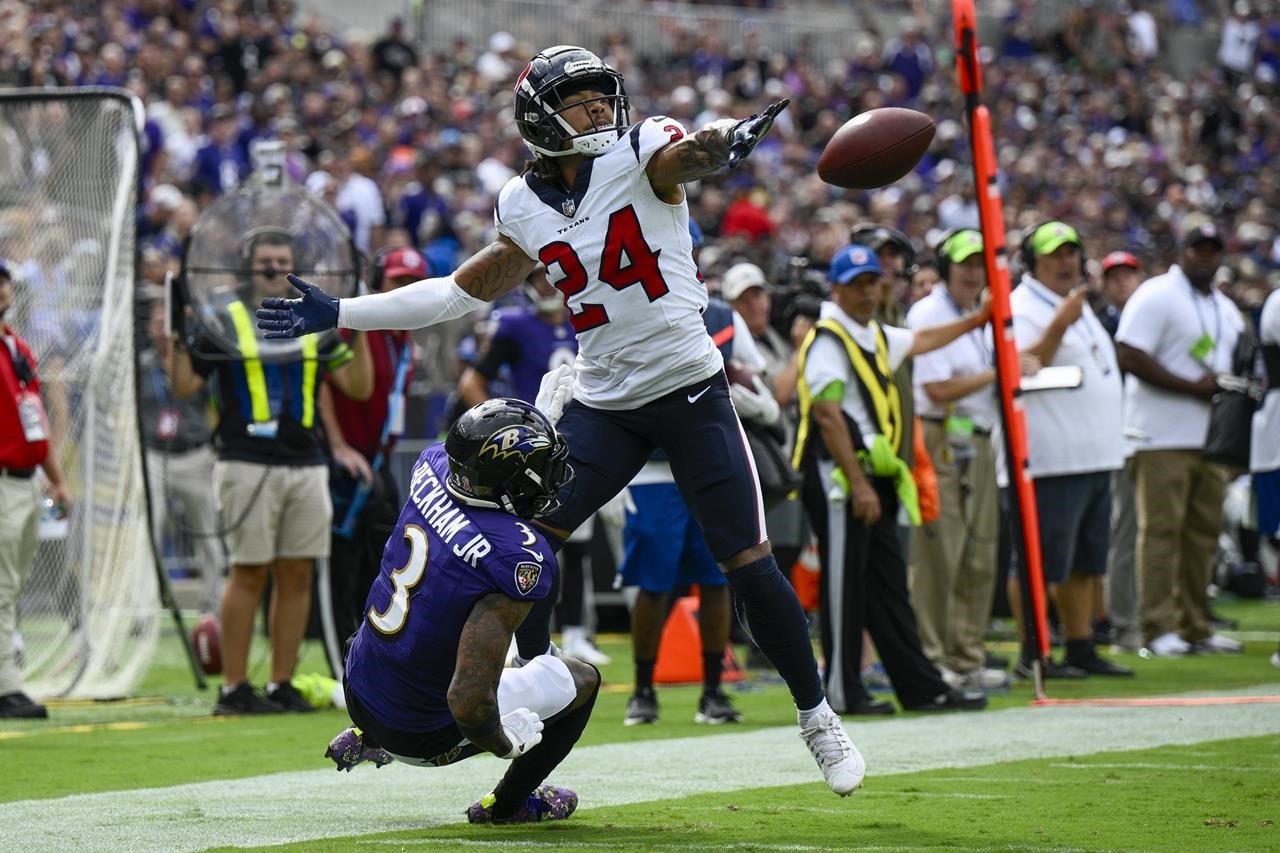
[226,300,319,428]
[791,317,902,472]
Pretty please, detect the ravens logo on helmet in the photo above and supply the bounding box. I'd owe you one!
[445,398,573,519]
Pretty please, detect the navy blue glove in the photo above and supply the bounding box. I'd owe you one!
[256,274,340,339]
[727,98,790,170]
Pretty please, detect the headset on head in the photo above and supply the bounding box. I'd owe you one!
[1018,220,1088,278]
[368,247,390,292]
[934,227,984,282]
[850,224,917,278]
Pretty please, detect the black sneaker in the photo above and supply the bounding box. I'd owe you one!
[905,687,988,712]
[214,682,285,716]
[1067,652,1135,677]
[624,688,658,726]
[694,690,742,724]
[0,691,48,719]
[266,680,319,713]
[1013,657,1088,680]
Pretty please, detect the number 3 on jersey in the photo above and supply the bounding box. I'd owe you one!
[539,205,670,333]
[368,525,428,635]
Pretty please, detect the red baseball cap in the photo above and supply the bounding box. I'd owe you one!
[1101,251,1140,274]
[383,247,428,280]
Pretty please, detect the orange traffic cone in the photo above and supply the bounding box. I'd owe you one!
[653,596,744,685]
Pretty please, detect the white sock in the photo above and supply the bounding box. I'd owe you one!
[797,698,832,727]
[266,681,280,693]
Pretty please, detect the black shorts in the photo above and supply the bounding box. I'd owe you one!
[1033,471,1112,584]
[543,371,767,562]
[344,681,481,767]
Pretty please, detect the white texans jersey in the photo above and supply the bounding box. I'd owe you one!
[494,116,721,409]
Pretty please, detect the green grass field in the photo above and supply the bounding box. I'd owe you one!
[2,595,1277,852]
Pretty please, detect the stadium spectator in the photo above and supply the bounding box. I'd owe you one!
[327,399,595,826]
[1096,250,1144,651]
[905,229,1008,691]
[1009,221,1133,678]
[371,18,418,90]
[793,243,989,715]
[142,295,225,615]
[319,247,424,654]
[168,228,373,714]
[1116,222,1246,657]
[0,259,70,719]
[191,104,248,201]
[256,46,867,797]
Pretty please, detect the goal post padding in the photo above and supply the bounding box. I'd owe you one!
[1,89,161,699]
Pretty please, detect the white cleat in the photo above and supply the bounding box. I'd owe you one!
[560,627,612,666]
[799,709,865,796]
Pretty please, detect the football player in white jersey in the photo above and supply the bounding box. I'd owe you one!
[257,45,863,797]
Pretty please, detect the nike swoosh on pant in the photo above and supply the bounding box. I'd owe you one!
[687,387,710,403]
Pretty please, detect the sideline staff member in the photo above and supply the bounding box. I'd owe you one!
[0,260,71,719]
[794,244,990,715]
[170,229,372,714]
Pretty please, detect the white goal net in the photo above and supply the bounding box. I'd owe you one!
[0,90,160,699]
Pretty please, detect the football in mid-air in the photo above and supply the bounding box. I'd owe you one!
[192,614,222,675]
[817,108,936,190]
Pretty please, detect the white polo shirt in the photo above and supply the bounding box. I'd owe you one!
[1251,289,1279,473]
[1011,275,1124,477]
[1115,264,1244,452]
[906,285,999,431]
[804,301,915,446]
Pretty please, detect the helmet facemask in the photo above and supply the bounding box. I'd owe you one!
[516,57,630,160]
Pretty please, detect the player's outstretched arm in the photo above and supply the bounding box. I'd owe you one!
[256,235,536,337]
[449,592,542,758]
[647,98,790,194]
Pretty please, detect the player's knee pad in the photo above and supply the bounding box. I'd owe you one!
[497,653,577,720]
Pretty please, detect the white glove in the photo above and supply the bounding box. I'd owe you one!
[730,374,781,426]
[598,486,637,529]
[535,364,575,427]
[498,707,544,759]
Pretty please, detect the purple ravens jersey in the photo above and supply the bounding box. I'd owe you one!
[344,444,556,733]
[483,308,577,403]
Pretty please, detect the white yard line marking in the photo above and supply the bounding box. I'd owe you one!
[4,686,1279,853]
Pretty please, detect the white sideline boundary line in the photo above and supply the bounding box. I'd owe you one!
[5,685,1280,852]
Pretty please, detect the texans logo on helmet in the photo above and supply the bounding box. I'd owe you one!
[514,561,542,596]
[479,425,551,463]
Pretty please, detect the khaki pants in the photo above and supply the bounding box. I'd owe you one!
[147,446,226,612]
[908,421,999,673]
[0,474,39,695]
[1132,449,1229,644]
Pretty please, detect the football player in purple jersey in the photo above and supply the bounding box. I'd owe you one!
[326,398,596,824]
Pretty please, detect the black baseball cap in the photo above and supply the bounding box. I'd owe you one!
[1181,222,1225,250]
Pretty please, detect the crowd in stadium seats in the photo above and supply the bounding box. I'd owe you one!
[1,0,1275,716]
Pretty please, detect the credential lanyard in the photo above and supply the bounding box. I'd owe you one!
[1024,281,1111,376]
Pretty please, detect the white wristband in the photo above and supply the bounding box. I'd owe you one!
[338,276,487,330]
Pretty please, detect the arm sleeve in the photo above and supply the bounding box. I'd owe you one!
[338,276,486,331]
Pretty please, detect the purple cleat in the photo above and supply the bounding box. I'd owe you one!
[325,727,394,772]
[465,784,579,824]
